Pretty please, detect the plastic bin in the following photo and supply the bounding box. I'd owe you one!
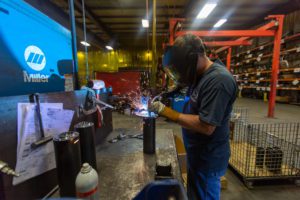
[133,179,187,200]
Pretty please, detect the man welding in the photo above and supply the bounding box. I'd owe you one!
[150,34,237,200]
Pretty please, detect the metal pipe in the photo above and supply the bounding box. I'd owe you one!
[143,117,156,154]
[74,121,97,170]
[150,0,157,87]
[68,0,80,90]
[176,30,275,38]
[53,131,81,197]
[81,0,89,80]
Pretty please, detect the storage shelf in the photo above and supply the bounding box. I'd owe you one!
[236,67,300,76]
[241,86,300,91]
[231,33,300,59]
[232,47,300,68]
[238,78,300,83]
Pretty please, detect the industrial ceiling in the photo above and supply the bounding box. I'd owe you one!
[48,0,298,50]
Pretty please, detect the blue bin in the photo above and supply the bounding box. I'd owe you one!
[172,96,185,112]
[133,179,187,200]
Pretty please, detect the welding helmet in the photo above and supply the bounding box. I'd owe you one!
[162,34,205,86]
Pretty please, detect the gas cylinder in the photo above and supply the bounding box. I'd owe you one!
[76,163,99,199]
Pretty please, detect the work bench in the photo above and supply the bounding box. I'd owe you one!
[96,128,182,199]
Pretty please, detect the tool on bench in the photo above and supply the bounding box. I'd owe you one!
[31,93,52,149]
[108,133,143,143]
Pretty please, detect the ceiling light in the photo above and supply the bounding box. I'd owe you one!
[213,18,227,28]
[80,41,90,46]
[142,19,149,28]
[196,3,217,19]
[106,45,113,50]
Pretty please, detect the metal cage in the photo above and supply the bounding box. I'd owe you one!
[230,107,300,187]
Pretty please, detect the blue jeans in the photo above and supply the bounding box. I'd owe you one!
[187,168,226,200]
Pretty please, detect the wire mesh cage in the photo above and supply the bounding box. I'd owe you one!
[230,108,300,184]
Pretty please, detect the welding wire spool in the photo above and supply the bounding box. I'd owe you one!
[143,117,156,154]
[74,121,98,170]
[53,131,81,197]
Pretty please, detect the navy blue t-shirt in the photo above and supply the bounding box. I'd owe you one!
[182,62,237,173]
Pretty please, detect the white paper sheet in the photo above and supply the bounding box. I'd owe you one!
[13,103,74,185]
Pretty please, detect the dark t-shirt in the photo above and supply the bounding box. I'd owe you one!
[182,62,237,173]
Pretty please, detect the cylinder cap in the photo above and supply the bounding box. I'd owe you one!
[74,121,94,129]
[53,131,79,142]
[81,163,92,174]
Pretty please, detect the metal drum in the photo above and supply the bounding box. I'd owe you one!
[53,131,81,197]
[74,121,97,170]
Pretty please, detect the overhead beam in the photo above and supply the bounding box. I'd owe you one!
[204,40,252,47]
[92,15,181,19]
[24,0,105,49]
[89,5,184,10]
[72,0,113,41]
[182,0,196,17]
[175,30,275,37]
[215,20,277,53]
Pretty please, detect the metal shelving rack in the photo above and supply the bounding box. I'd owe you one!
[167,15,285,118]
[231,33,300,96]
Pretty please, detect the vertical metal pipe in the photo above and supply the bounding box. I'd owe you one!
[151,0,157,87]
[268,15,284,118]
[226,47,232,71]
[143,117,156,154]
[68,0,80,90]
[81,0,89,81]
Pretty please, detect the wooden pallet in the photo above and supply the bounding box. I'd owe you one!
[230,142,300,177]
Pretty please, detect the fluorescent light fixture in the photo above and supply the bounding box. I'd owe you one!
[80,41,90,46]
[142,19,149,28]
[106,45,113,50]
[213,18,227,28]
[196,3,217,19]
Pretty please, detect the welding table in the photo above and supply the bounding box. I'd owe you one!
[96,128,182,200]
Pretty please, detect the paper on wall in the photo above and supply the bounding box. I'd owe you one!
[13,103,74,185]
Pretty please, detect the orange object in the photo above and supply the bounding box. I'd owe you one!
[166,15,285,118]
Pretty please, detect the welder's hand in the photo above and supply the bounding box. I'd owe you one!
[149,101,180,122]
[149,101,166,114]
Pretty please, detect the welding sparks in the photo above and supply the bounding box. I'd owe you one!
[117,89,156,118]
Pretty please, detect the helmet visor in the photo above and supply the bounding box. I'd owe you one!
[162,46,183,84]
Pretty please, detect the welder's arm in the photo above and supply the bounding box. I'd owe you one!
[149,102,215,136]
[177,114,216,136]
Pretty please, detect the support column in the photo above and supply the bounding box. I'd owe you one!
[268,15,284,118]
[226,48,232,71]
[150,0,157,88]
[68,0,79,89]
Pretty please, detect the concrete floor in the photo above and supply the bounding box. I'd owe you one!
[112,97,300,200]
[234,98,300,123]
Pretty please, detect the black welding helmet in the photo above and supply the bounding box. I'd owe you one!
[162,34,205,86]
